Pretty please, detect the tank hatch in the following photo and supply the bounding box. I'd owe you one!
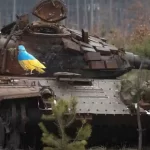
[32,0,67,23]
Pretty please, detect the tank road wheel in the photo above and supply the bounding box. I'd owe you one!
[0,117,5,150]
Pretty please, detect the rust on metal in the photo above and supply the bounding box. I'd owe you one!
[26,32,70,37]
[1,18,20,74]
[62,38,81,52]
[84,52,101,61]
[0,77,41,100]
[82,29,89,43]
[95,46,111,55]
[27,30,71,38]
[0,0,149,79]
[104,45,118,54]
[89,41,103,47]
[0,76,150,115]
[0,51,25,75]
[0,77,130,115]
[105,60,118,69]
[81,46,96,52]
[32,0,67,23]
[89,61,105,69]
[18,14,29,29]
[0,87,40,100]
[54,72,81,78]
[100,56,112,61]
[79,41,93,48]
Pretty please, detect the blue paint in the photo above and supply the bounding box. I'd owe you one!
[18,45,36,61]
[18,45,26,51]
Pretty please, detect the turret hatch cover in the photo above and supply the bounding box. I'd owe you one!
[32,0,67,23]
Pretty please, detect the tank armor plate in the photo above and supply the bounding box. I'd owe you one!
[0,76,132,115]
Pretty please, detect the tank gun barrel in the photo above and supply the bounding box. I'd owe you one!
[125,52,150,70]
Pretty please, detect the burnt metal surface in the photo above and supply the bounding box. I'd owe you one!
[0,14,150,78]
[0,78,40,100]
[0,86,40,100]
[0,77,130,115]
[84,52,101,61]
[0,76,149,116]
[0,88,40,100]
[1,1,150,78]
[89,61,106,69]
[1,18,20,74]
[32,0,67,23]
[105,60,118,69]
[0,0,149,116]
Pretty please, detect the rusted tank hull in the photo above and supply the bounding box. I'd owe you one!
[0,76,150,149]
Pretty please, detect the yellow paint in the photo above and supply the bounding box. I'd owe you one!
[19,59,46,74]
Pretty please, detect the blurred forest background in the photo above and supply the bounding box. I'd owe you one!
[0,0,150,32]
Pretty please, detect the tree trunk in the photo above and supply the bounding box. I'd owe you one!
[137,62,143,150]
[137,102,142,150]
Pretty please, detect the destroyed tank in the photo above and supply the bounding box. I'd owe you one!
[0,0,150,149]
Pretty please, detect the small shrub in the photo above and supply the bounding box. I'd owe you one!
[39,97,92,150]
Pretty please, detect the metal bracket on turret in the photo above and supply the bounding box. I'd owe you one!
[53,72,81,79]
[53,72,93,85]
[57,78,93,86]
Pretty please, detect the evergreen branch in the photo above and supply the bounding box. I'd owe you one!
[73,122,84,142]
[74,123,92,141]
[65,113,76,127]
[39,122,49,134]
[42,114,55,121]
[57,116,66,149]
[65,97,77,127]
[41,134,60,148]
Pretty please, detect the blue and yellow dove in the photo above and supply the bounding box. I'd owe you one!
[18,45,46,74]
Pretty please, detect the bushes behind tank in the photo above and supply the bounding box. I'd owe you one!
[120,69,150,111]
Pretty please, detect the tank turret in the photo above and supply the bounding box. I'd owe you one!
[0,0,150,79]
[0,22,150,78]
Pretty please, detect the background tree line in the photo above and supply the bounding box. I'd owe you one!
[0,0,150,34]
